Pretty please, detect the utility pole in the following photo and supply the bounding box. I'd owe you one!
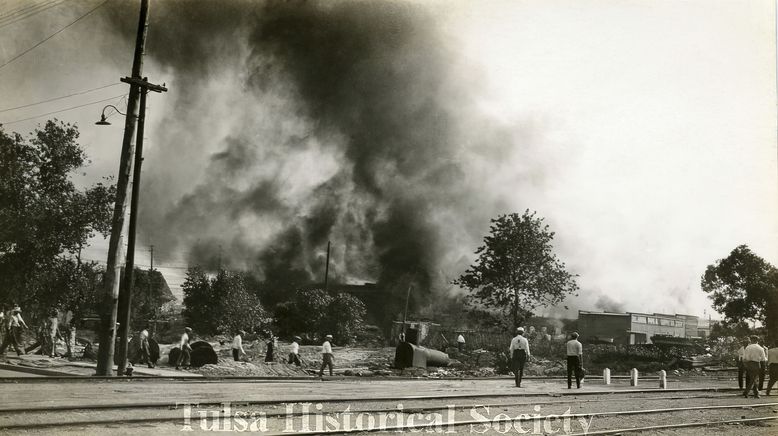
[116,84,152,376]
[96,0,167,375]
[402,283,412,336]
[149,245,156,337]
[324,240,331,290]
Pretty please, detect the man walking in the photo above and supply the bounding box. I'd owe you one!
[509,327,530,387]
[319,334,334,377]
[765,340,778,396]
[232,330,246,362]
[457,333,466,352]
[175,327,193,370]
[742,335,767,398]
[289,336,302,367]
[566,332,584,389]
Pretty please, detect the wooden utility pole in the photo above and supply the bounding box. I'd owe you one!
[96,0,167,375]
[324,240,331,290]
[149,245,155,336]
[116,85,150,376]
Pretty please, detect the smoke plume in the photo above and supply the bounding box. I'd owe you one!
[102,0,546,316]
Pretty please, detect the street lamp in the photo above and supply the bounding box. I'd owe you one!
[95,105,127,125]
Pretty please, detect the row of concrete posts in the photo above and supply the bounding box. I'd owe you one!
[601,368,668,389]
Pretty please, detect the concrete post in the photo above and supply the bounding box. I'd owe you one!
[630,368,638,386]
[659,370,667,389]
[603,368,611,385]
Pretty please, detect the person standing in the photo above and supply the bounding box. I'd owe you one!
[509,327,530,388]
[760,340,769,390]
[765,340,778,395]
[0,306,27,356]
[139,326,153,368]
[265,332,276,362]
[175,327,193,370]
[232,330,246,362]
[566,332,584,389]
[47,310,60,357]
[737,339,748,389]
[742,335,767,398]
[289,336,302,366]
[319,334,334,377]
[457,333,466,352]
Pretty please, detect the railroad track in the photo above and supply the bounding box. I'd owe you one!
[0,373,737,383]
[0,387,774,435]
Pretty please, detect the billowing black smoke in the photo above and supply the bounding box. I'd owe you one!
[101,0,524,321]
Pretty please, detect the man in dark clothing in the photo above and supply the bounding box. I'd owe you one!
[566,332,584,389]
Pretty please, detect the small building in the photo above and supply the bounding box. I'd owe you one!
[579,310,701,345]
[578,311,631,344]
[391,320,441,345]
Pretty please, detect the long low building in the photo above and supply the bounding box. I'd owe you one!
[578,310,707,344]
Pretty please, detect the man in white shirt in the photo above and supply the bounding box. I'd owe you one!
[737,339,748,389]
[742,335,767,398]
[457,334,466,352]
[319,334,334,377]
[232,330,246,362]
[139,326,153,368]
[566,332,584,389]
[509,327,530,387]
[289,335,302,366]
[175,327,193,370]
[765,341,778,396]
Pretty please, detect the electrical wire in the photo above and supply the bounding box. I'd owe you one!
[1,93,127,125]
[0,0,67,29]
[0,82,121,113]
[0,0,60,22]
[0,0,110,72]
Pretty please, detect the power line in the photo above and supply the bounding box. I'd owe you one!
[0,0,66,29]
[0,82,121,113]
[1,93,127,125]
[0,0,110,72]
[0,0,49,20]
[0,0,58,22]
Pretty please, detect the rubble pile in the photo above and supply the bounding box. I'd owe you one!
[193,359,308,377]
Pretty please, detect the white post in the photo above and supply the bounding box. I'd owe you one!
[603,368,611,385]
[630,368,638,386]
[659,370,667,389]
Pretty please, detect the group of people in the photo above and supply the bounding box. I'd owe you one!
[736,336,778,398]
[191,327,334,376]
[509,327,584,389]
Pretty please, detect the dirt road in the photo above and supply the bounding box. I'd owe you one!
[0,376,775,434]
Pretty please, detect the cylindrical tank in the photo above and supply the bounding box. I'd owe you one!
[394,342,449,369]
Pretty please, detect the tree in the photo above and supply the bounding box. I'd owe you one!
[323,293,367,343]
[181,267,267,336]
[454,211,579,329]
[0,120,114,316]
[181,267,216,333]
[129,268,176,328]
[274,288,367,344]
[701,245,778,341]
[212,270,267,335]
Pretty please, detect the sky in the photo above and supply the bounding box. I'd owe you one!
[0,0,776,319]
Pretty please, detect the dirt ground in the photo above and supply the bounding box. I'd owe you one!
[0,377,775,435]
